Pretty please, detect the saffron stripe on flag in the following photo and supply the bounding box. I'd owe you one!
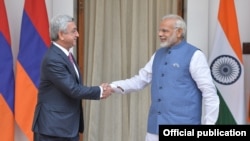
[15,0,50,140]
[0,0,15,140]
[209,0,245,124]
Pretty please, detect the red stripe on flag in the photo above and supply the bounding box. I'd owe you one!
[0,0,11,44]
[24,0,50,47]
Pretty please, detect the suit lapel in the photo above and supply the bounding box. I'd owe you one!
[69,54,82,84]
[52,45,81,83]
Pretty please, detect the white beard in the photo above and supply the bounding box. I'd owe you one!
[160,42,170,48]
[160,32,178,48]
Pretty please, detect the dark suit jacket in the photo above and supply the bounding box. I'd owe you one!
[32,44,101,138]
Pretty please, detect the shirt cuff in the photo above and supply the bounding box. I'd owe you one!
[110,84,125,94]
[99,86,103,98]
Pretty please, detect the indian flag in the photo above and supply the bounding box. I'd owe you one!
[209,0,245,124]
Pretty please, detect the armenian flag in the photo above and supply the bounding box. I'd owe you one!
[15,0,50,140]
[0,0,15,140]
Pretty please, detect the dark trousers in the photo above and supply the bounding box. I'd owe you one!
[34,133,79,141]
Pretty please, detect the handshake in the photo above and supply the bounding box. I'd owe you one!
[100,83,113,99]
[100,83,124,99]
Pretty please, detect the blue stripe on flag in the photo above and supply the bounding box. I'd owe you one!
[17,11,48,87]
[0,33,15,112]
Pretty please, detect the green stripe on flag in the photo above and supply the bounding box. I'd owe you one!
[216,88,237,125]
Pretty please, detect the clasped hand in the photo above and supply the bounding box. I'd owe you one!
[100,83,113,99]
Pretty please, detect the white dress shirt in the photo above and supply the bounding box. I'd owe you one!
[111,49,220,140]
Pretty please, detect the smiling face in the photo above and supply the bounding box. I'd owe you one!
[57,22,79,51]
[158,18,183,48]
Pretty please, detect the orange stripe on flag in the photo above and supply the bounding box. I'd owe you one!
[15,61,38,141]
[0,95,14,141]
[218,0,242,63]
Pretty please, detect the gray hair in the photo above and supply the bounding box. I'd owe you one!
[50,15,74,41]
[162,14,186,38]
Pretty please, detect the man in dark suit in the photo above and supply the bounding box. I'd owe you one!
[32,14,112,141]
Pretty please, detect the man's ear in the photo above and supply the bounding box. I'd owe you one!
[58,31,64,40]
